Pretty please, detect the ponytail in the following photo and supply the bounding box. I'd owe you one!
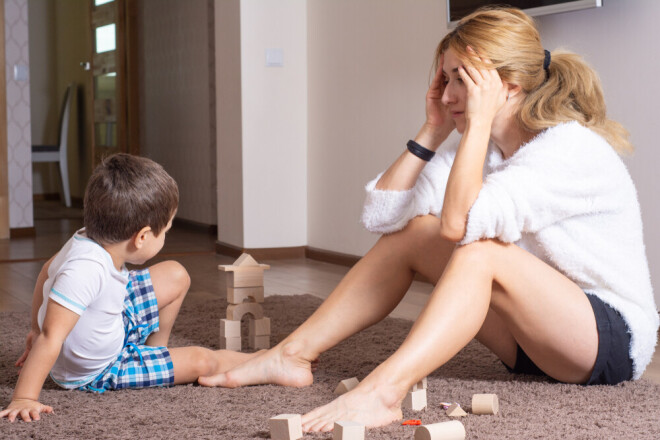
[519,51,633,154]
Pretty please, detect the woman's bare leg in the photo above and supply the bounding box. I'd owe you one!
[302,236,598,432]
[198,216,455,387]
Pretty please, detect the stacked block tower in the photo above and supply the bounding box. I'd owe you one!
[218,253,271,351]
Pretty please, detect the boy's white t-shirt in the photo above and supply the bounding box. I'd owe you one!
[37,229,129,388]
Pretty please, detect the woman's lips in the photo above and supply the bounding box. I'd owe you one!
[451,111,464,118]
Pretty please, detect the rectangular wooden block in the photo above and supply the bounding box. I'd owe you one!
[249,317,271,336]
[220,336,241,351]
[224,268,264,288]
[403,389,427,411]
[269,414,302,440]
[220,319,241,338]
[249,334,270,349]
[333,421,365,440]
[411,377,428,391]
[227,286,265,304]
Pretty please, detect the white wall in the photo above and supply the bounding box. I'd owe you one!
[238,0,307,248]
[537,0,660,307]
[306,0,660,306]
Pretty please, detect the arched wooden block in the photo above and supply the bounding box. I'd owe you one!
[226,301,264,321]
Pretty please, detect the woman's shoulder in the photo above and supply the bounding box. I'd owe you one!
[514,121,622,165]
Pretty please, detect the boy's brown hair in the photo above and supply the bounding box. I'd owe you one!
[84,154,179,244]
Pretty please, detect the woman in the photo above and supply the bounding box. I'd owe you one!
[200,7,658,432]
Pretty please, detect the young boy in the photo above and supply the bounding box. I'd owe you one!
[1,154,250,423]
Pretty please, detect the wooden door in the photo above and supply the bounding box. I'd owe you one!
[89,0,138,165]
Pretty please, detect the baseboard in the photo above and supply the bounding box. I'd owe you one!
[173,217,218,235]
[10,227,36,238]
[305,246,360,267]
[214,243,432,283]
[215,241,306,260]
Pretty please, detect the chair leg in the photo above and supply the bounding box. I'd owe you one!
[58,157,71,208]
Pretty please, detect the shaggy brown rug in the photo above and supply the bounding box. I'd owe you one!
[2,294,660,439]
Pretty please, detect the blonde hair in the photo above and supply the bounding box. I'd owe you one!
[434,7,632,154]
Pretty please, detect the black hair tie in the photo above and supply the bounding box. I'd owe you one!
[543,49,551,79]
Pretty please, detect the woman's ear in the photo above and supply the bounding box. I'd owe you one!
[133,226,152,250]
[506,83,523,100]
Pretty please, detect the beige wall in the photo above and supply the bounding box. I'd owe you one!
[306,1,660,306]
[307,0,447,255]
[138,0,217,225]
[215,0,243,246]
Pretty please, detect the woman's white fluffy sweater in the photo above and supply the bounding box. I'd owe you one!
[361,122,658,379]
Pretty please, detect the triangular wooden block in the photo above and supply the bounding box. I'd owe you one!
[334,377,359,395]
[234,253,260,267]
[446,403,467,417]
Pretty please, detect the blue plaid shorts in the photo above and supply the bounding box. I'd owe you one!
[79,268,175,393]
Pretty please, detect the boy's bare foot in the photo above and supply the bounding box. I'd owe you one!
[301,380,403,432]
[198,341,314,388]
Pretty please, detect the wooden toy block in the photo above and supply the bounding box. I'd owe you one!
[227,286,265,304]
[222,269,265,289]
[471,393,499,415]
[226,301,264,321]
[414,421,465,440]
[234,253,260,267]
[333,420,365,440]
[218,253,270,289]
[402,389,427,411]
[411,377,428,391]
[248,334,270,349]
[269,414,303,440]
[220,319,241,338]
[220,336,241,351]
[334,377,359,395]
[249,317,271,336]
[446,403,467,417]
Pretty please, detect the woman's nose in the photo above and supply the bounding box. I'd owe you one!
[441,85,454,105]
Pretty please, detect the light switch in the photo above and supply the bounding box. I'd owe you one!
[265,48,283,67]
[14,64,29,82]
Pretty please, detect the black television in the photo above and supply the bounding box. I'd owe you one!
[447,0,602,25]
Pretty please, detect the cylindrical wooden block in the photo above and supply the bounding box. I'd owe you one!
[414,421,465,440]
[471,393,499,415]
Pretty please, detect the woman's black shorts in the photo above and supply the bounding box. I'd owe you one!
[505,293,633,385]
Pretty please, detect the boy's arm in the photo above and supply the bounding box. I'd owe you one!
[1,299,79,423]
[16,255,56,368]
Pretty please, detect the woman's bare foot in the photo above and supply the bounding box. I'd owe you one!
[301,380,404,432]
[198,341,314,388]
[214,349,264,374]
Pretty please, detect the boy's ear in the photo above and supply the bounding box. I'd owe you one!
[133,226,152,249]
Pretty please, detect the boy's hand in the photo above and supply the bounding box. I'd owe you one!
[15,329,40,369]
[0,399,53,422]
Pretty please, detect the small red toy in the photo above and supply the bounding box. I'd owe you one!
[402,419,422,426]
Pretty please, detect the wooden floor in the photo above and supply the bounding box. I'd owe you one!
[1,200,658,383]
